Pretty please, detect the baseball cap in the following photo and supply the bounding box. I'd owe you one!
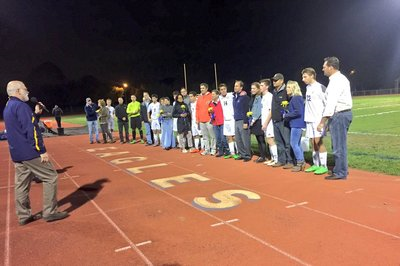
[272,73,284,81]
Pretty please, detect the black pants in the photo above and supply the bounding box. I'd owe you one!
[130,117,143,140]
[273,121,293,164]
[255,134,267,159]
[55,117,61,128]
[118,120,129,142]
[100,123,113,142]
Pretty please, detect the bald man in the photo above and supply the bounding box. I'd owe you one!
[3,81,68,225]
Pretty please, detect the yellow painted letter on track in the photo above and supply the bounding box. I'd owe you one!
[151,174,210,189]
[193,190,260,211]
[127,163,168,174]
[96,151,130,158]
[86,147,117,152]
[110,157,147,165]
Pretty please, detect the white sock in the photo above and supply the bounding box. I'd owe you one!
[194,138,200,149]
[319,152,327,168]
[228,142,235,155]
[312,151,320,166]
[270,145,278,162]
[200,137,205,150]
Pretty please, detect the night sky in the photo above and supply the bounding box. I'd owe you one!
[1,0,400,97]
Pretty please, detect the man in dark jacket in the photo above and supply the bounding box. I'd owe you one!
[233,80,251,162]
[84,97,100,144]
[3,81,69,225]
[52,105,63,128]
[115,97,130,143]
[271,73,293,168]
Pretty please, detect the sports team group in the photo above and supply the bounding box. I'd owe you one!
[84,57,353,180]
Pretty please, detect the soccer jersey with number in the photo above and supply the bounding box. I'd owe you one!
[304,82,326,123]
[148,102,160,120]
[190,101,197,123]
[219,93,234,121]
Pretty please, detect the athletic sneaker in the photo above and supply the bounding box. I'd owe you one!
[140,139,145,144]
[314,166,329,175]
[224,154,232,159]
[190,148,199,153]
[200,151,209,156]
[232,154,240,160]
[182,149,188,153]
[305,165,319,173]
[130,140,136,144]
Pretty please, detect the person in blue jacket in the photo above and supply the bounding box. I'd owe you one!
[284,80,306,172]
[3,81,69,225]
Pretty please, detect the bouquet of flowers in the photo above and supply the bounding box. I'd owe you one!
[247,111,253,125]
[208,107,215,121]
[158,109,164,123]
[280,100,289,117]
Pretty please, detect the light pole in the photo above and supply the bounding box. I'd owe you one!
[123,83,128,103]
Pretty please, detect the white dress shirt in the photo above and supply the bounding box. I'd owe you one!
[322,71,352,117]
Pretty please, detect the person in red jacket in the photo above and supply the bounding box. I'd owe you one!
[209,90,230,157]
[196,83,216,155]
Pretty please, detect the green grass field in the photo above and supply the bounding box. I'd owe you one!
[63,95,400,176]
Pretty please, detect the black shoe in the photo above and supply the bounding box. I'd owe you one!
[234,156,243,160]
[325,175,346,180]
[215,153,223,158]
[19,213,42,226]
[96,140,101,144]
[243,158,251,162]
[254,157,266,163]
[43,211,69,222]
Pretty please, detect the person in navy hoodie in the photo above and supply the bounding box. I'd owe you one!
[3,81,69,225]
[284,81,306,172]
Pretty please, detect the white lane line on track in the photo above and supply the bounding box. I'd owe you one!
[115,241,152,253]
[130,148,400,241]
[51,156,153,266]
[286,202,308,209]
[345,188,364,194]
[60,175,80,180]
[3,156,11,266]
[211,218,239,227]
[67,143,311,266]
[0,185,15,190]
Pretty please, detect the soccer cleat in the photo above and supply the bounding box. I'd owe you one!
[130,140,136,144]
[140,140,145,144]
[190,148,199,153]
[223,154,232,159]
[305,165,319,173]
[314,166,329,175]
[232,154,240,160]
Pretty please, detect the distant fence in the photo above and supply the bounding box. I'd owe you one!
[352,88,400,96]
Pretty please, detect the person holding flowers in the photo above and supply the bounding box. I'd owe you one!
[160,97,175,150]
[196,83,216,155]
[209,90,230,157]
[271,73,293,168]
[284,81,306,172]
[249,82,267,163]
[173,94,194,153]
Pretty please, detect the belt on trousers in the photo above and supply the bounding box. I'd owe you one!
[336,109,351,113]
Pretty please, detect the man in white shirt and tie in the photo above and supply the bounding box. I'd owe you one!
[318,57,353,180]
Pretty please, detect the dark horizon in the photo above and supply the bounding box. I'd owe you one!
[1,0,400,103]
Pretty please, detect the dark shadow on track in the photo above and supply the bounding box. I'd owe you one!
[57,178,110,213]
[56,166,73,174]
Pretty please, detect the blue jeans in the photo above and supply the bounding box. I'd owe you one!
[213,125,230,155]
[87,120,99,142]
[161,119,175,148]
[273,121,293,164]
[329,111,352,178]
[144,122,152,144]
[290,127,304,163]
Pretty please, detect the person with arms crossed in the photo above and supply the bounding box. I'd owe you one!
[318,57,353,180]
[3,81,69,225]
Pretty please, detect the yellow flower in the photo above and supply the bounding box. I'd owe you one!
[281,101,289,107]
[208,107,214,113]
[246,111,253,117]
[181,105,186,109]
[159,109,164,114]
